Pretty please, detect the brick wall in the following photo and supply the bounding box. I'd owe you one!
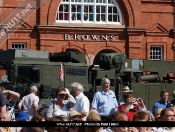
[0,0,174,64]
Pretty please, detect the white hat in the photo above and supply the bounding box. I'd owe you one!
[122,86,133,92]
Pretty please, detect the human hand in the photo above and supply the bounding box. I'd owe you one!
[126,127,139,132]
[137,98,144,105]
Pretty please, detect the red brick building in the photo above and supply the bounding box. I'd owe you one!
[1,0,175,65]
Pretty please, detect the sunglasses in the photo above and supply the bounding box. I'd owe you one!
[57,94,66,96]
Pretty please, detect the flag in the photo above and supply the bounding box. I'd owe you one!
[59,62,64,81]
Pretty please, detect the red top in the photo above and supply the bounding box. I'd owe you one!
[119,104,141,121]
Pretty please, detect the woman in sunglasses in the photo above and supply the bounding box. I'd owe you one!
[46,87,76,121]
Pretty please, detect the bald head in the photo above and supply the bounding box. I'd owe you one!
[0,111,11,121]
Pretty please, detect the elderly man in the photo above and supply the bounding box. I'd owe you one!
[71,82,90,120]
[152,89,170,117]
[0,91,6,113]
[91,78,118,121]
[156,107,175,132]
[0,111,21,132]
[17,86,39,120]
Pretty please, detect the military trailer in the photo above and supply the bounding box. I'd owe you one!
[0,49,175,111]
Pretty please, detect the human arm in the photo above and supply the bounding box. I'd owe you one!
[3,90,20,103]
[112,92,118,111]
[152,104,157,117]
[33,96,39,114]
[137,98,147,110]
[17,99,23,111]
[65,94,76,109]
[46,104,54,121]
[0,91,6,112]
[0,105,6,112]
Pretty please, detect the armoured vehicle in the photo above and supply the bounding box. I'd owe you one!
[0,49,175,111]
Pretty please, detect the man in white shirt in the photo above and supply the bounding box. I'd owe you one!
[71,82,90,120]
[17,86,39,120]
[156,107,175,132]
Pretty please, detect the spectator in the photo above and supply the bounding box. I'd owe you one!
[0,111,21,132]
[160,107,175,121]
[86,112,104,132]
[156,108,175,132]
[69,110,83,121]
[71,82,90,120]
[133,111,153,121]
[47,116,66,132]
[118,86,133,106]
[155,109,162,121]
[0,90,6,113]
[133,111,157,132]
[67,110,83,132]
[25,127,44,132]
[17,86,39,120]
[31,112,45,121]
[46,87,75,121]
[91,78,118,121]
[110,111,137,132]
[0,87,20,121]
[152,89,170,117]
[119,93,146,121]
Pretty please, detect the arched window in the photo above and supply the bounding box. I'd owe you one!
[56,0,122,24]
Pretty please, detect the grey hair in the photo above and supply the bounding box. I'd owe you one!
[70,82,84,91]
[30,86,38,93]
[101,78,110,85]
[26,127,44,132]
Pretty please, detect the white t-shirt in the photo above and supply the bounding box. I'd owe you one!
[53,104,69,117]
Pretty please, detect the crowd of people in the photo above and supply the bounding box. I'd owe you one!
[0,78,175,132]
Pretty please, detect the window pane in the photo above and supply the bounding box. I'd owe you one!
[108,0,112,4]
[108,7,112,14]
[77,5,81,20]
[101,6,105,13]
[113,7,117,14]
[71,5,77,20]
[113,15,117,22]
[108,15,112,22]
[59,5,69,20]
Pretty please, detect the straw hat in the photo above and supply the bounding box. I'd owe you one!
[155,109,163,118]
[122,86,133,92]
[69,110,82,118]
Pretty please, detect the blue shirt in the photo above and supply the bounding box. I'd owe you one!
[152,100,170,116]
[91,89,118,116]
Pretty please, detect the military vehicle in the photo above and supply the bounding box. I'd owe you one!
[0,49,175,111]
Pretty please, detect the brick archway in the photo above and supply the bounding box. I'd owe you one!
[47,0,134,26]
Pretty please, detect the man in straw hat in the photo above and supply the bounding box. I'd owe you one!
[118,86,134,106]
